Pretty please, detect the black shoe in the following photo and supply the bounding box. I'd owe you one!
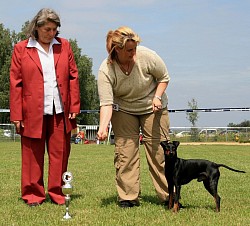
[119,200,139,208]
[28,202,41,207]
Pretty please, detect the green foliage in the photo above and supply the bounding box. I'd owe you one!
[0,142,249,225]
[186,98,199,126]
[0,24,13,69]
[228,120,250,127]
[186,98,199,130]
[18,21,30,41]
[0,24,16,123]
[69,39,99,125]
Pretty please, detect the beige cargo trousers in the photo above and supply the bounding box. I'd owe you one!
[111,108,170,203]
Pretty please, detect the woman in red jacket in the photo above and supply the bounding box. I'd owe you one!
[9,8,80,207]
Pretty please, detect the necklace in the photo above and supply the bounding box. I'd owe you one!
[117,58,130,75]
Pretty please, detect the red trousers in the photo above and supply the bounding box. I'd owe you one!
[21,113,71,204]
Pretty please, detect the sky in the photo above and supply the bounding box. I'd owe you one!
[0,0,249,127]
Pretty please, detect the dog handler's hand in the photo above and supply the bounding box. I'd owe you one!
[97,130,108,141]
[12,120,24,133]
[69,112,78,119]
[152,96,162,112]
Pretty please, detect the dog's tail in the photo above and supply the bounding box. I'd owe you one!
[218,164,246,173]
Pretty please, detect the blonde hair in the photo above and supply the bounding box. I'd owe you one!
[26,8,61,40]
[106,26,141,63]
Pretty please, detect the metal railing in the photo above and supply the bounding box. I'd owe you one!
[1,124,249,143]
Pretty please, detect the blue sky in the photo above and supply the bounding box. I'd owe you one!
[1,0,249,127]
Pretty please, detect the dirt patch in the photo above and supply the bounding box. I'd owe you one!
[180,142,250,146]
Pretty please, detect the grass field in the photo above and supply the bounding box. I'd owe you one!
[0,142,249,226]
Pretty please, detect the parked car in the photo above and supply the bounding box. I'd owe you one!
[3,130,12,137]
[199,129,217,137]
[175,131,191,138]
[169,129,174,135]
[219,129,239,135]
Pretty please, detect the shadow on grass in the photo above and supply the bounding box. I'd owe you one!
[100,195,163,207]
[140,195,162,205]
[44,193,83,204]
[140,195,216,211]
[100,195,117,207]
[100,194,216,211]
[71,193,83,200]
[17,193,83,206]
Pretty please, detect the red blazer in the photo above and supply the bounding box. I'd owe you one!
[10,37,80,138]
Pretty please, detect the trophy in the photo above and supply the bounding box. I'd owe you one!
[62,172,73,220]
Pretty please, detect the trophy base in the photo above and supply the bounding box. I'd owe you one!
[62,212,72,220]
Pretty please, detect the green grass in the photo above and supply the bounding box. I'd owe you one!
[0,142,249,226]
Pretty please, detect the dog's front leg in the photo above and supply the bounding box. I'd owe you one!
[173,185,181,213]
[168,182,174,209]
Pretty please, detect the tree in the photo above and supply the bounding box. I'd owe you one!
[0,23,16,123]
[227,120,250,127]
[186,98,199,141]
[186,98,199,127]
[69,39,99,125]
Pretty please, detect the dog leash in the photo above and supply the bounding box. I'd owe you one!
[155,109,170,141]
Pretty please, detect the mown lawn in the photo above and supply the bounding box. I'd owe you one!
[0,142,249,226]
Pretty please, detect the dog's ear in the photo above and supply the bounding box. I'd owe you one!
[173,141,180,148]
[160,141,168,150]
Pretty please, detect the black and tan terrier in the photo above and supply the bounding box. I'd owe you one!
[160,141,246,213]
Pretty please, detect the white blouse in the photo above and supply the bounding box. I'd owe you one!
[27,38,63,115]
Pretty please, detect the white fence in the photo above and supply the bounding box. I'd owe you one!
[169,127,250,143]
[0,124,100,142]
[1,123,249,143]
